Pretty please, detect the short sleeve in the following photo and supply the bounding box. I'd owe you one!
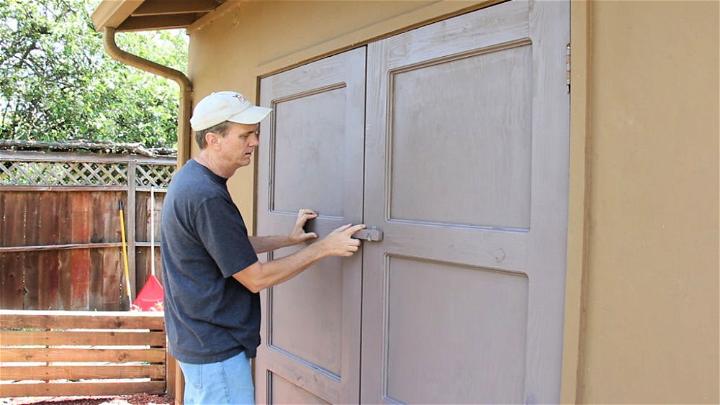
[194,197,258,278]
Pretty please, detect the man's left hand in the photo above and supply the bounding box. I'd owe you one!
[288,209,319,244]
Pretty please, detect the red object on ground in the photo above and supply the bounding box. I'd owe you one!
[132,275,164,311]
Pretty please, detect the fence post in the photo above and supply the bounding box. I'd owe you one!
[127,159,137,302]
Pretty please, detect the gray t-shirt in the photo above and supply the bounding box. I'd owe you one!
[161,159,260,364]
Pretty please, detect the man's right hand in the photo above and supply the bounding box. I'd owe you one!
[316,224,366,257]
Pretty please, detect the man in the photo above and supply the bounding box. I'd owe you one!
[161,91,365,404]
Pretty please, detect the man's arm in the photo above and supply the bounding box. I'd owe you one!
[233,223,365,293]
[249,209,318,253]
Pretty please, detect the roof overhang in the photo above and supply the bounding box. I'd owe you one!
[92,0,225,32]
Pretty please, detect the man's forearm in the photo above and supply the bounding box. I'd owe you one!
[233,243,326,292]
[249,235,296,253]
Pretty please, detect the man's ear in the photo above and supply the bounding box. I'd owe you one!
[205,131,218,148]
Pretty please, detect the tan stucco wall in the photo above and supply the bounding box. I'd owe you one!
[574,1,719,403]
[186,1,719,402]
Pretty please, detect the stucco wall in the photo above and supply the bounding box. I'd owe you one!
[186,1,719,402]
[577,1,719,403]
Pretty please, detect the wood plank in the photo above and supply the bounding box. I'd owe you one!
[0,381,166,397]
[0,364,165,380]
[101,248,122,310]
[58,193,72,310]
[0,192,4,243]
[166,351,177,398]
[38,251,60,310]
[70,193,91,310]
[0,331,166,346]
[0,347,166,363]
[37,194,61,310]
[58,250,72,309]
[1,193,26,309]
[0,186,129,192]
[22,193,40,309]
[0,242,124,253]
[89,249,104,310]
[1,254,25,310]
[102,193,124,310]
[133,0,217,16]
[22,251,39,310]
[118,14,198,31]
[0,310,165,330]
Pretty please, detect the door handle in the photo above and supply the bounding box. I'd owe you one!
[353,226,383,242]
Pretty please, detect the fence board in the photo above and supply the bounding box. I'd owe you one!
[1,256,24,310]
[57,192,72,245]
[89,250,104,310]
[38,251,60,310]
[0,381,166,397]
[0,365,165,380]
[0,347,166,363]
[37,195,60,310]
[0,330,166,346]
[70,193,91,310]
[0,310,165,330]
[23,193,39,309]
[58,250,72,309]
[102,249,122,311]
[1,194,25,309]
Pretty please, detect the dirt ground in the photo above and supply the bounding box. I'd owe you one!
[0,394,172,405]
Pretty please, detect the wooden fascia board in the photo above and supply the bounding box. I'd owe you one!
[91,0,145,31]
[117,14,199,32]
[132,0,219,16]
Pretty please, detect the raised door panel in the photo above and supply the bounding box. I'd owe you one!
[256,47,366,404]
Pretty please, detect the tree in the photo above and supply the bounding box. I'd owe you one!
[0,0,187,148]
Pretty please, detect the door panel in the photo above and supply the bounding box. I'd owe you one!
[385,257,529,404]
[389,43,532,229]
[269,372,332,405]
[256,47,366,404]
[362,1,569,403]
[272,88,347,216]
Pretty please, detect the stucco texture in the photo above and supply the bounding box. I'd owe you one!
[578,1,718,403]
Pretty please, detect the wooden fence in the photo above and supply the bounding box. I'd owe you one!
[0,309,173,398]
[0,151,175,310]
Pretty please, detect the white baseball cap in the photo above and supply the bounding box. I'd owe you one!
[190,91,272,131]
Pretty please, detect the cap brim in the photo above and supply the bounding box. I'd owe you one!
[227,106,272,125]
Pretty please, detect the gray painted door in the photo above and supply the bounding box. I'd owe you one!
[255,48,366,404]
[361,1,570,404]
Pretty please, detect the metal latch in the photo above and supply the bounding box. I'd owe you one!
[353,227,383,242]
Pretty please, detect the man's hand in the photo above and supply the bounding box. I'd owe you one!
[315,224,366,257]
[288,209,319,244]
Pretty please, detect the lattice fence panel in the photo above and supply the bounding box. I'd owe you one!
[0,161,128,186]
[136,164,175,188]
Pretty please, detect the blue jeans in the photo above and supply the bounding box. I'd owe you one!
[178,351,254,405]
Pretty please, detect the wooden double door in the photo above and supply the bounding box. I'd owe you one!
[255,1,569,403]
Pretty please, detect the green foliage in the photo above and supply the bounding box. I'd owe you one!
[0,0,187,148]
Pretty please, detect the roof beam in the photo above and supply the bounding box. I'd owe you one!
[132,0,219,17]
[92,0,144,30]
[118,14,199,32]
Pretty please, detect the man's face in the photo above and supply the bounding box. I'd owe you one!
[211,122,260,169]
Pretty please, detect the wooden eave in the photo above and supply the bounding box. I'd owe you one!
[92,0,224,32]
